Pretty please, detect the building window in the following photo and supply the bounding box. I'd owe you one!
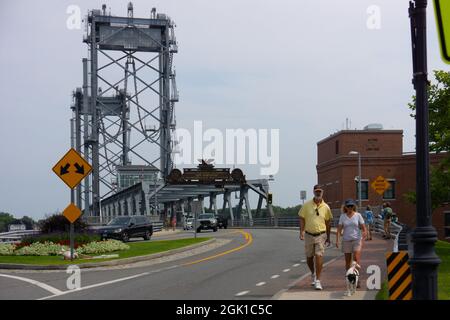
[335,140,339,154]
[445,212,450,238]
[355,180,369,200]
[383,180,396,200]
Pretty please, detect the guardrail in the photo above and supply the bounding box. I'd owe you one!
[371,216,404,252]
[228,216,339,228]
[0,230,41,243]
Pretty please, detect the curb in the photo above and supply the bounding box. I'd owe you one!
[0,238,216,271]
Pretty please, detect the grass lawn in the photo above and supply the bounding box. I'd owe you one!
[0,237,210,266]
[436,240,450,300]
[376,240,450,300]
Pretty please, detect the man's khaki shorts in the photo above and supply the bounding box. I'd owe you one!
[304,232,326,258]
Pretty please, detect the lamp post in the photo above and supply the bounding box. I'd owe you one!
[408,0,440,299]
[349,151,362,211]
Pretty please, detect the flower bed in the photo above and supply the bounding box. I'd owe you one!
[76,240,129,255]
[0,243,16,256]
[14,241,67,256]
[18,232,100,249]
[0,239,129,257]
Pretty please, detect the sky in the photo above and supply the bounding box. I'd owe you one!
[0,0,448,220]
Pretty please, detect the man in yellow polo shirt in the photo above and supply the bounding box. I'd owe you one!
[299,184,332,290]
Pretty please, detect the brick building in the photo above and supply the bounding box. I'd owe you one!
[316,125,449,240]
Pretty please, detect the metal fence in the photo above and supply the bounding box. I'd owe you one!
[229,216,339,228]
[0,230,41,244]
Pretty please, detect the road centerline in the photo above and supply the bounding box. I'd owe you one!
[181,230,253,267]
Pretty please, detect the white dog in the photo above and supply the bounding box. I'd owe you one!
[345,261,360,297]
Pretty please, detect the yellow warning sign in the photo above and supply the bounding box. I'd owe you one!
[386,251,412,300]
[52,148,92,189]
[371,176,391,195]
[63,203,82,224]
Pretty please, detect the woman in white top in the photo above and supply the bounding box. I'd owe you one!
[336,198,367,271]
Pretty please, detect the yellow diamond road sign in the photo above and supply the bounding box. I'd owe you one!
[63,203,82,223]
[434,0,450,64]
[52,148,92,189]
[371,176,391,195]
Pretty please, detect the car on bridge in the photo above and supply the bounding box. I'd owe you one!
[196,213,218,233]
[98,216,153,242]
[183,217,194,230]
[216,215,228,229]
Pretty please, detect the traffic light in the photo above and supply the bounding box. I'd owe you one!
[267,193,273,205]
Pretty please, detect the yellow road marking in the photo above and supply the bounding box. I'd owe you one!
[181,230,253,266]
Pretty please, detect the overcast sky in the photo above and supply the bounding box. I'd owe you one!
[0,0,448,220]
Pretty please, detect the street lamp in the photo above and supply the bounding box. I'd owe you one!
[349,151,362,211]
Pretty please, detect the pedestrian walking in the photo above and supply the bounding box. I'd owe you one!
[382,202,393,239]
[362,205,374,240]
[336,199,367,273]
[299,184,333,290]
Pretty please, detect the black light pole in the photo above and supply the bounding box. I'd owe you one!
[408,0,440,300]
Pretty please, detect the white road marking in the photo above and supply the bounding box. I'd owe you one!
[271,274,280,279]
[0,273,63,296]
[293,264,300,267]
[38,264,180,300]
[283,269,290,272]
[301,259,307,263]
[38,272,150,300]
[236,290,250,296]
[256,282,266,287]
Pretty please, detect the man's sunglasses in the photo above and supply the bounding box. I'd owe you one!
[315,208,319,216]
[345,205,355,209]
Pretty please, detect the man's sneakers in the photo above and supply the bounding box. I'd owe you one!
[314,280,323,290]
[311,274,316,286]
[310,273,323,290]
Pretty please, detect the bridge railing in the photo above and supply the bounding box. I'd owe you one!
[229,216,339,228]
[0,230,41,243]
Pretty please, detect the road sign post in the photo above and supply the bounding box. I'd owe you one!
[53,148,92,261]
[409,0,441,300]
[300,190,306,205]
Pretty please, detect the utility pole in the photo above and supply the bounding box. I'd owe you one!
[408,0,440,300]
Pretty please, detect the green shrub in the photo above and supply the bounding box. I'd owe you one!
[38,214,88,234]
[76,240,129,255]
[20,232,100,248]
[0,243,16,256]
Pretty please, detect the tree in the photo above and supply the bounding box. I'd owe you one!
[20,216,36,230]
[407,70,450,210]
[38,213,88,234]
[0,212,15,232]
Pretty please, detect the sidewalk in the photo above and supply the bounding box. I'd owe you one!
[275,234,394,300]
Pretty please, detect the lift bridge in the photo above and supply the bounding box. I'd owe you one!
[69,3,273,225]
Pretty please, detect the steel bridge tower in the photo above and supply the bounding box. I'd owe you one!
[70,3,178,217]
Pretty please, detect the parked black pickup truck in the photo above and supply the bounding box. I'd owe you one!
[98,216,153,242]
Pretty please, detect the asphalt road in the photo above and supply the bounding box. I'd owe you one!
[0,229,341,300]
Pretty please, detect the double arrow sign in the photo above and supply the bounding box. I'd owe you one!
[52,148,92,223]
[60,162,86,176]
[53,148,92,189]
